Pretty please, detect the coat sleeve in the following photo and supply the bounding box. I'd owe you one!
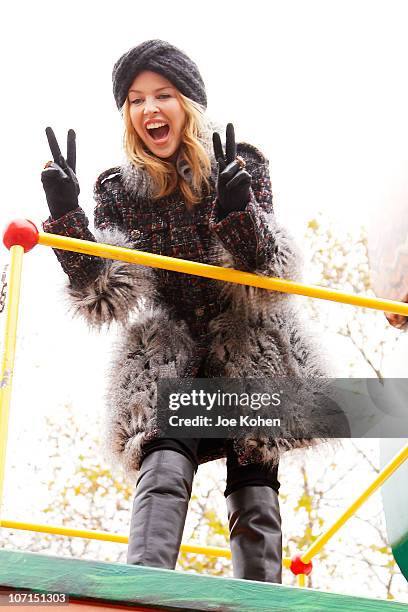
[208,143,301,281]
[41,167,156,328]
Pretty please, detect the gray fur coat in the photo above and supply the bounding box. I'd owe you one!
[42,126,339,479]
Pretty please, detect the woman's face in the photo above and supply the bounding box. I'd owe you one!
[128,70,186,160]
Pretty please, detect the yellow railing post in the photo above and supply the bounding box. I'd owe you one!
[0,245,24,520]
[300,441,408,565]
[284,441,408,582]
[297,574,306,587]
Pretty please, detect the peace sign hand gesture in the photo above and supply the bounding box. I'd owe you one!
[41,127,80,220]
[212,123,252,219]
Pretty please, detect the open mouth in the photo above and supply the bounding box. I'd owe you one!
[146,123,170,142]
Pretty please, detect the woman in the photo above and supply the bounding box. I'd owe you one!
[41,40,333,583]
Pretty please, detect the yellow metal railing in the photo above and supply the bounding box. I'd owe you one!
[0,245,24,510]
[37,231,408,316]
[0,519,231,559]
[1,219,408,589]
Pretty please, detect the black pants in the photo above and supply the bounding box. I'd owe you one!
[140,437,280,498]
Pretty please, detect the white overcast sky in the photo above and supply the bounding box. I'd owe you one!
[2,0,408,234]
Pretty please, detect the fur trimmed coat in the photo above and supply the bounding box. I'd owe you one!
[42,136,337,478]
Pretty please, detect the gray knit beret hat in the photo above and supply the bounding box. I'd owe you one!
[112,39,207,110]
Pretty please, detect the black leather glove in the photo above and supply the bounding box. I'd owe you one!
[212,123,252,220]
[41,127,80,220]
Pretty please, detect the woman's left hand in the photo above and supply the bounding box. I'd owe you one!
[212,123,252,218]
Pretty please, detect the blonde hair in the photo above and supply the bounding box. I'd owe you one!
[122,91,213,208]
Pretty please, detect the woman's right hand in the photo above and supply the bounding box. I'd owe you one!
[41,127,80,220]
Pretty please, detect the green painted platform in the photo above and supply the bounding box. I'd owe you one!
[381,439,408,581]
[0,549,407,611]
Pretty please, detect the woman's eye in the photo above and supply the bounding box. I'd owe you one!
[158,94,170,99]
[131,98,142,105]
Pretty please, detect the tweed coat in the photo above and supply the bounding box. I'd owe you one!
[42,130,338,479]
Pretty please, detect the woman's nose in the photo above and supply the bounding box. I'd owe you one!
[143,96,159,113]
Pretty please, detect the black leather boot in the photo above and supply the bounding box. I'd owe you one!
[127,449,195,569]
[226,485,282,583]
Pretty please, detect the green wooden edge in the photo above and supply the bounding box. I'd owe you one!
[393,531,408,581]
[0,549,407,611]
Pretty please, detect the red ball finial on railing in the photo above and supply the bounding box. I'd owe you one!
[290,555,313,576]
[2,219,39,253]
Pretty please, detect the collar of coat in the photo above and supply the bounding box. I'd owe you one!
[119,118,224,199]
